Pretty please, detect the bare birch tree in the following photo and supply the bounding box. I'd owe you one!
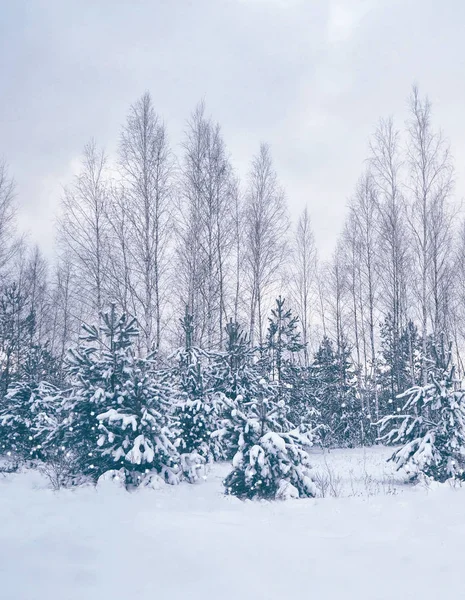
[118,92,174,353]
[370,117,410,395]
[244,143,289,346]
[58,141,110,326]
[291,206,317,365]
[49,255,76,380]
[176,102,234,349]
[349,171,381,422]
[405,86,454,384]
[24,245,49,345]
[0,161,17,280]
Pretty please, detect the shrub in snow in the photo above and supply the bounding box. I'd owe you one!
[379,342,465,483]
[97,468,127,490]
[139,472,167,490]
[38,448,78,490]
[224,384,317,500]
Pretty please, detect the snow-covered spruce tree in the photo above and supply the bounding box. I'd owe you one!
[62,307,140,478]
[0,282,35,398]
[212,319,264,459]
[258,297,321,435]
[310,336,363,447]
[63,306,180,485]
[224,378,316,500]
[379,341,465,482]
[0,340,64,462]
[171,309,223,481]
[259,296,305,423]
[0,379,62,461]
[378,316,423,419]
[96,355,180,487]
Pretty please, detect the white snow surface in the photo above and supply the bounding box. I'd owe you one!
[1,446,465,599]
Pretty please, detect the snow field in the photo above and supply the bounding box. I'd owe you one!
[1,446,464,600]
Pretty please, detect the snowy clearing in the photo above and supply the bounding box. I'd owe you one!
[1,446,464,600]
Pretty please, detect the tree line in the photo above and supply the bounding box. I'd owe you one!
[0,85,463,453]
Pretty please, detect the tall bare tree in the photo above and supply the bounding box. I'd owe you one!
[58,141,110,326]
[291,206,317,365]
[343,212,366,406]
[176,102,234,349]
[348,172,381,422]
[24,245,49,345]
[244,143,289,346]
[230,176,244,325]
[370,117,410,394]
[118,92,174,353]
[0,161,17,280]
[405,86,454,384]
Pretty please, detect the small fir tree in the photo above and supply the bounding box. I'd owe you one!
[0,379,62,461]
[260,297,305,421]
[96,356,180,486]
[378,317,423,418]
[62,307,140,479]
[64,307,180,485]
[0,338,63,462]
[171,309,223,481]
[379,340,465,482]
[212,320,263,459]
[224,378,316,500]
[310,336,363,447]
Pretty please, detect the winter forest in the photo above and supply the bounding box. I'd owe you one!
[2,83,465,497]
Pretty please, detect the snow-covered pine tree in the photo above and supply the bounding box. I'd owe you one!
[260,297,305,423]
[379,340,465,482]
[0,334,64,462]
[96,355,180,486]
[171,309,223,481]
[310,336,363,447]
[0,379,62,461]
[0,282,35,398]
[62,306,139,479]
[212,319,263,459]
[378,316,423,418]
[224,378,316,500]
[64,307,180,486]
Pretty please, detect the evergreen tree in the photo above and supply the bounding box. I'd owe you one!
[64,307,180,485]
[378,316,423,417]
[379,340,465,482]
[0,379,62,461]
[0,338,63,462]
[310,336,363,447]
[62,307,140,479]
[171,309,223,481]
[260,297,306,425]
[0,283,35,397]
[224,379,316,500]
[212,319,263,459]
[96,355,180,486]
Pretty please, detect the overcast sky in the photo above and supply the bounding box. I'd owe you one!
[2,0,465,261]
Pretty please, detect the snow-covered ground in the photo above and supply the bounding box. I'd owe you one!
[1,446,464,600]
